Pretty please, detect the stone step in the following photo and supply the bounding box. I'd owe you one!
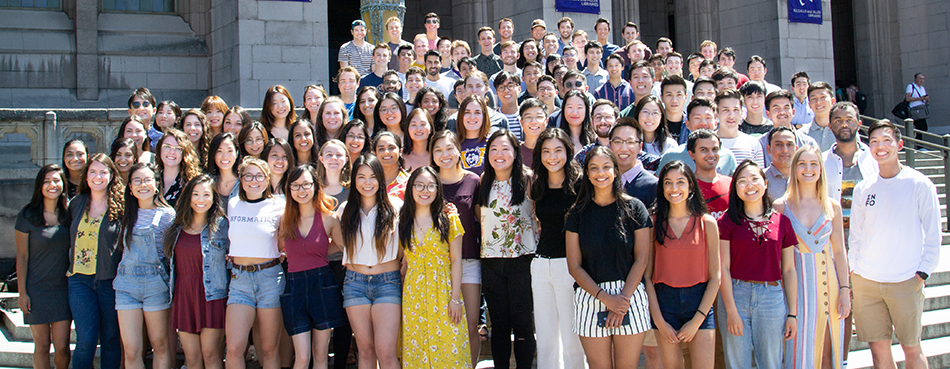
[847,335,950,369]
[0,321,80,369]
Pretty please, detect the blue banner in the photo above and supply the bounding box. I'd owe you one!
[788,0,822,24]
[555,0,599,15]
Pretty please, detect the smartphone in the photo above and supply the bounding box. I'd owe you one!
[596,311,631,327]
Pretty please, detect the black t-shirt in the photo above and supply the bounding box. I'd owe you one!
[667,120,684,142]
[564,197,652,284]
[739,120,774,136]
[535,186,579,258]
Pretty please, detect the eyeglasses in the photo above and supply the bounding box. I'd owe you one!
[498,84,518,91]
[247,137,266,145]
[289,182,315,192]
[130,177,155,186]
[610,139,641,147]
[413,183,438,192]
[161,144,183,153]
[242,173,267,182]
[379,107,401,114]
[563,81,584,89]
[345,133,366,141]
[592,114,615,122]
[131,101,151,109]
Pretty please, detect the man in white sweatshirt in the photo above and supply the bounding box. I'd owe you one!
[849,119,940,369]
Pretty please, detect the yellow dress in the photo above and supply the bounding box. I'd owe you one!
[401,214,472,368]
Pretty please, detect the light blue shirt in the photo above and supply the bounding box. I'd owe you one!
[657,143,739,176]
[791,96,815,128]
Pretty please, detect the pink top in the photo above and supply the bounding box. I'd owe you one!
[284,213,330,273]
[653,215,709,288]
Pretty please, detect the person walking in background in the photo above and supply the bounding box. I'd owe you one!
[905,73,929,140]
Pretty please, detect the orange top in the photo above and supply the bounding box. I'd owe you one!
[652,215,709,288]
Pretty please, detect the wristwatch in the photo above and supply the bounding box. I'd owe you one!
[916,271,929,281]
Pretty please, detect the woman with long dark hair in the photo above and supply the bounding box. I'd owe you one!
[340,119,371,165]
[339,154,402,369]
[529,128,586,368]
[223,106,252,136]
[15,164,72,369]
[290,119,319,165]
[201,95,229,137]
[225,157,286,369]
[110,138,139,185]
[373,132,410,200]
[278,165,347,369]
[315,97,349,147]
[557,89,596,152]
[634,96,675,156]
[413,86,449,132]
[645,161,720,368]
[302,85,329,124]
[261,85,298,141]
[374,93,408,141]
[155,100,182,134]
[178,109,212,166]
[165,174,229,369]
[262,138,296,196]
[354,86,380,134]
[398,166,471,367]
[156,129,203,207]
[402,108,434,171]
[118,116,154,163]
[114,163,176,369]
[718,159,798,369]
[208,133,242,204]
[429,129,482,364]
[457,95,493,176]
[565,146,652,369]
[478,129,538,369]
[67,153,125,369]
[238,121,270,159]
[62,139,89,199]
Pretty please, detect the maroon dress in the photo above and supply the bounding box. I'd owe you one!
[172,232,226,333]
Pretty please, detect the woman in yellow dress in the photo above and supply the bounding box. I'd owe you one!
[398,166,472,368]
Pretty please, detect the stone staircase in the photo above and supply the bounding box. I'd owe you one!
[0,154,948,369]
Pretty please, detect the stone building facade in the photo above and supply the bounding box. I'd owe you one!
[0,0,946,123]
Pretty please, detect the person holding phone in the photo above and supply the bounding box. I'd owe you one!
[566,146,652,369]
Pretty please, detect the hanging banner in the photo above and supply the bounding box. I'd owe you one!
[788,0,822,24]
[555,0,599,15]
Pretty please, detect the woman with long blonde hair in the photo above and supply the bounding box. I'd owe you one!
[775,146,850,369]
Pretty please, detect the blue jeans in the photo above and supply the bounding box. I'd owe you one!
[718,280,787,369]
[68,274,121,369]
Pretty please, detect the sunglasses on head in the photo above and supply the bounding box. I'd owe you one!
[131,101,151,109]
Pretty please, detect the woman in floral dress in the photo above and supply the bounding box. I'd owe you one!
[398,166,471,368]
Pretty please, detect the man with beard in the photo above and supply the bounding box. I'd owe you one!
[556,17,574,54]
[687,129,731,219]
[423,49,454,98]
[763,126,797,200]
[658,98,738,176]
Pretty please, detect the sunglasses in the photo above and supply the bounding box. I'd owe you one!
[131,101,151,109]
[563,81,585,89]
[425,19,439,24]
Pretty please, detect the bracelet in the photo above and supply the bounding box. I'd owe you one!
[787,314,797,319]
[696,309,708,318]
[595,289,604,299]
[450,299,463,306]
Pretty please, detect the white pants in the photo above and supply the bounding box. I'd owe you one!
[531,257,587,369]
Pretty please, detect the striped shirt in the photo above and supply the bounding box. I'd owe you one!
[338,40,375,76]
[593,80,636,111]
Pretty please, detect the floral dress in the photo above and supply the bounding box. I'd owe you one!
[480,179,537,258]
[401,214,472,368]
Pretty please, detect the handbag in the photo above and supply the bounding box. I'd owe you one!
[892,100,910,120]
[910,104,930,120]
[907,84,930,120]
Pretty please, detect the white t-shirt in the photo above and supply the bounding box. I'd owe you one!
[719,132,765,167]
[227,196,284,259]
[906,83,927,108]
[344,198,403,266]
[425,77,455,101]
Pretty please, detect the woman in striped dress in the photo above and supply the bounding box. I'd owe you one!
[774,146,850,369]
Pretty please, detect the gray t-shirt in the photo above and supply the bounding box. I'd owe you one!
[841,163,864,245]
[15,208,70,296]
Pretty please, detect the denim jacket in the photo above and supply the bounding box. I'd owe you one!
[169,216,230,301]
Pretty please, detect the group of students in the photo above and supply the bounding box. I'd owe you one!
[14,15,941,369]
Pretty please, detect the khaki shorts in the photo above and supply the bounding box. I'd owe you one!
[851,273,924,346]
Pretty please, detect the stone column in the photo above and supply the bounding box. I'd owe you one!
[611,0,639,46]
[75,0,98,100]
[852,0,902,118]
[775,0,835,90]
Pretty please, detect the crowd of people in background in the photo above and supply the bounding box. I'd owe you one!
[13,11,941,369]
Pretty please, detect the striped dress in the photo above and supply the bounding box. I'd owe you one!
[783,207,845,369]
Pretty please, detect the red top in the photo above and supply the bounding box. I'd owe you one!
[284,213,330,273]
[653,215,709,287]
[718,212,796,282]
[699,174,731,220]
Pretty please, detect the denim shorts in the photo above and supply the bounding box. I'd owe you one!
[652,282,715,331]
[228,263,285,309]
[113,267,171,312]
[342,269,402,308]
[280,266,347,335]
